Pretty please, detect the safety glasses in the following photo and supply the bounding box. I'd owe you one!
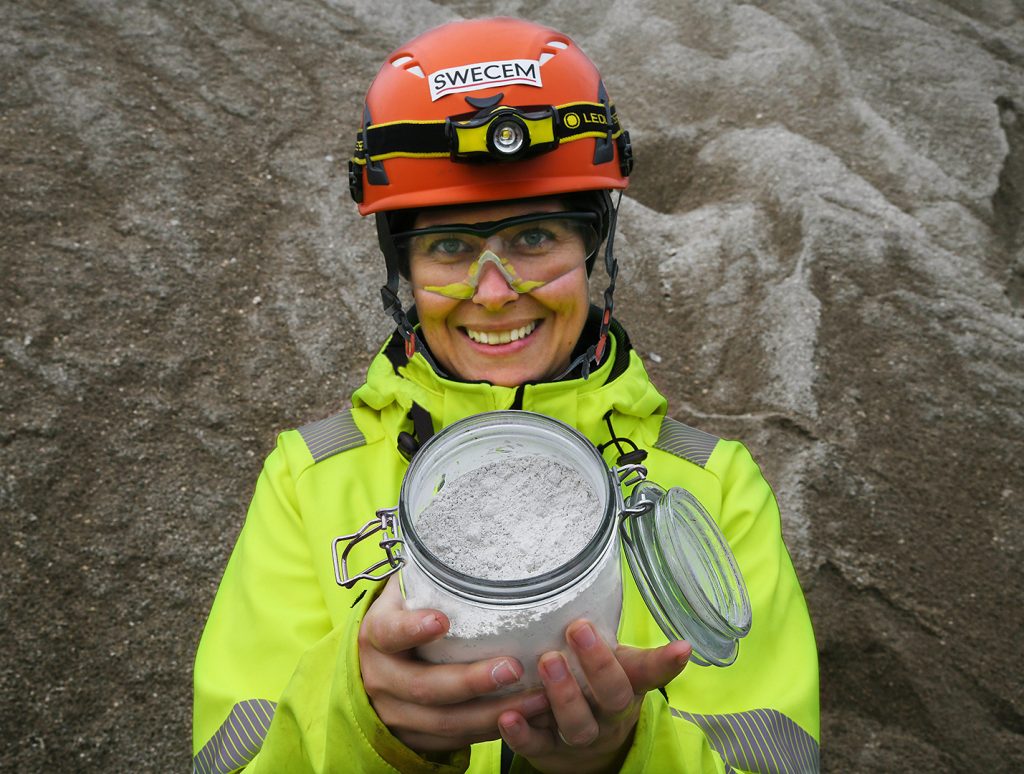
[392,211,600,300]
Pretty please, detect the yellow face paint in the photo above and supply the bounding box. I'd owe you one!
[422,250,548,299]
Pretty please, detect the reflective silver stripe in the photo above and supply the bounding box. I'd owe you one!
[298,411,366,463]
[654,417,719,467]
[193,699,277,774]
[671,707,819,773]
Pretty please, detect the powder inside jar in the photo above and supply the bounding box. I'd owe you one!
[413,454,602,580]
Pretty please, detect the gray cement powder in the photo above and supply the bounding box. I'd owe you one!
[413,454,602,580]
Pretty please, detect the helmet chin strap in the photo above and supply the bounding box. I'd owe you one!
[550,189,623,381]
[376,212,447,374]
[376,190,622,382]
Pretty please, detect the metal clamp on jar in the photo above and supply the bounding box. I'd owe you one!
[332,411,751,687]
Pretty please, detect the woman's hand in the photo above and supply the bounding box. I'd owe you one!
[358,575,551,753]
[497,619,691,774]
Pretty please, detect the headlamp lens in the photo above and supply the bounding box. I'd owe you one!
[490,119,525,155]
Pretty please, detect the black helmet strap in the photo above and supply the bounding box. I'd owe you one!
[376,212,445,373]
[551,189,621,381]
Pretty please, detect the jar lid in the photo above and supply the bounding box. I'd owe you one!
[622,481,752,666]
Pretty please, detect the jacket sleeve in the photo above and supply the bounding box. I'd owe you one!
[614,438,820,774]
[191,435,471,774]
[243,592,471,774]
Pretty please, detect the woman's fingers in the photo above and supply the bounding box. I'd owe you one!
[566,621,634,715]
[498,709,556,758]
[358,573,550,752]
[538,652,600,747]
[613,639,692,694]
[383,690,551,751]
[362,652,528,706]
[361,577,450,655]
[499,624,692,772]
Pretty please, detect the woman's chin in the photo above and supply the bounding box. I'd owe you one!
[450,354,563,387]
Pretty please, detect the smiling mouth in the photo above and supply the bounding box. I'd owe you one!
[464,321,538,345]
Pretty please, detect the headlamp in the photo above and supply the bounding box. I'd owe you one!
[446,105,557,162]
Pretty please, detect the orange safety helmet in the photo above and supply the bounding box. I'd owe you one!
[351,18,632,378]
[349,17,632,213]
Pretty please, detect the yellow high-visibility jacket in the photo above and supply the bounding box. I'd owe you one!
[193,322,819,773]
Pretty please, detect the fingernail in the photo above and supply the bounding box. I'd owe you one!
[522,693,549,715]
[420,614,443,636]
[492,659,520,687]
[570,622,597,650]
[542,655,568,682]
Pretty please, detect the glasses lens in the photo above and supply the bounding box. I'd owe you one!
[398,213,599,296]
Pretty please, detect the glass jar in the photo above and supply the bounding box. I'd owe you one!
[333,410,751,688]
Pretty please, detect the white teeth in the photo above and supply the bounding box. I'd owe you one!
[466,321,537,345]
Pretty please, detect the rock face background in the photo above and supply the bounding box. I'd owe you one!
[2,0,1022,770]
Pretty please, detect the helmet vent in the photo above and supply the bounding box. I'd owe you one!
[390,54,425,79]
[539,39,569,66]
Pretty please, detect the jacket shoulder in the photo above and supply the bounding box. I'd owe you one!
[652,416,720,468]
[295,409,368,463]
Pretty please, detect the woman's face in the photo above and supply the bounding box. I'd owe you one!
[408,199,591,387]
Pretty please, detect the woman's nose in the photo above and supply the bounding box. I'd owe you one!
[471,256,520,310]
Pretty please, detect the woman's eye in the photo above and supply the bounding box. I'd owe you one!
[424,236,474,258]
[512,228,555,251]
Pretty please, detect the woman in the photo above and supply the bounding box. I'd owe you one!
[193,18,819,774]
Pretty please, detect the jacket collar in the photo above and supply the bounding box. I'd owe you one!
[351,318,667,454]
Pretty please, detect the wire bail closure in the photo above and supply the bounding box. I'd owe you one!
[616,462,655,544]
[615,462,648,490]
[332,507,405,588]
